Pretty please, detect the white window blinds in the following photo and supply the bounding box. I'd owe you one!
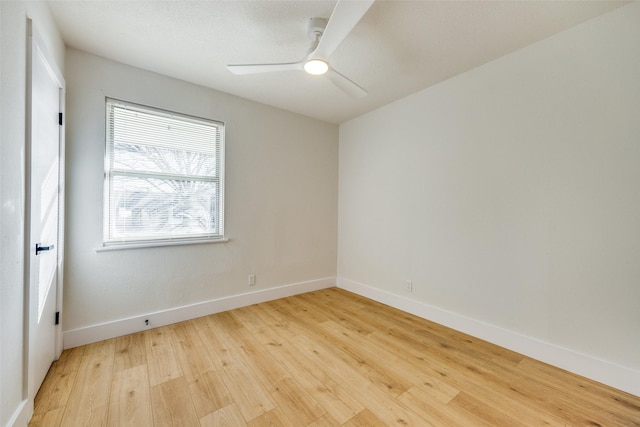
[104,98,224,245]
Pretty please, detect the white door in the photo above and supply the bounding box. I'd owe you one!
[27,22,65,397]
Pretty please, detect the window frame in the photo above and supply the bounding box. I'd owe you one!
[102,97,225,249]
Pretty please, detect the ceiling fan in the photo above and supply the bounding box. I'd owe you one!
[227,0,375,98]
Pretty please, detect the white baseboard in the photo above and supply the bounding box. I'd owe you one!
[63,277,335,349]
[337,277,640,397]
[6,399,31,427]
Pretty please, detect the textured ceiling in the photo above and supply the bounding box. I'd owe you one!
[48,0,628,124]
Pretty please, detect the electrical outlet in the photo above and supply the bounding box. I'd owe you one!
[248,274,256,286]
[405,280,413,292]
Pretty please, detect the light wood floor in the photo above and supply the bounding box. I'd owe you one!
[31,288,640,426]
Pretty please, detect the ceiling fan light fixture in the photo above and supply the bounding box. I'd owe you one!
[304,58,329,75]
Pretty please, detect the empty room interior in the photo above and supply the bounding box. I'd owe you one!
[1,0,639,426]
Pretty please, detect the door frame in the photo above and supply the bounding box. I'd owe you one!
[23,18,66,402]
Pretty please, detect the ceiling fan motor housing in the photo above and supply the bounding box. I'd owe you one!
[307,17,328,40]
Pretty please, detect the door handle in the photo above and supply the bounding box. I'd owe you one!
[35,243,55,255]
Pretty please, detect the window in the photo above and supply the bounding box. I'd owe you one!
[104,98,224,246]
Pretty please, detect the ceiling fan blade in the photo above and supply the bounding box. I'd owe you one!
[327,68,367,98]
[312,0,374,59]
[227,62,303,75]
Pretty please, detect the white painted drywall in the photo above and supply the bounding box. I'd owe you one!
[1,2,65,425]
[63,49,338,334]
[339,1,639,375]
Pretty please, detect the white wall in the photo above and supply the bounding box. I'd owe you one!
[63,49,338,341]
[1,2,65,426]
[338,2,640,395]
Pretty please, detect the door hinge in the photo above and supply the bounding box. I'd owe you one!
[55,311,60,325]
[58,112,63,126]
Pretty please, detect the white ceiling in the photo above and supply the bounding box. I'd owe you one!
[48,0,628,124]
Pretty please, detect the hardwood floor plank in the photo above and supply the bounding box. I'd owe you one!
[268,296,334,333]
[295,292,376,336]
[285,294,332,324]
[193,317,231,371]
[246,407,294,427]
[59,339,115,427]
[252,300,309,339]
[31,288,640,427]
[170,321,215,383]
[28,407,65,427]
[144,328,182,387]
[368,331,567,426]
[247,324,363,424]
[310,289,369,312]
[200,403,247,427]
[226,305,265,332]
[219,365,276,422]
[357,299,515,364]
[230,326,292,394]
[33,346,85,415]
[472,357,607,425]
[404,375,459,405]
[307,413,342,427]
[398,386,480,426]
[517,357,640,423]
[270,377,325,425]
[342,409,387,427]
[107,365,153,426]
[150,376,199,427]
[214,351,276,421]
[113,332,146,373]
[342,383,427,426]
[368,328,552,426]
[189,370,234,418]
[198,315,281,420]
[290,335,427,426]
[448,391,528,426]
[316,320,413,397]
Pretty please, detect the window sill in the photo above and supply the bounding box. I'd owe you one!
[95,237,229,252]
